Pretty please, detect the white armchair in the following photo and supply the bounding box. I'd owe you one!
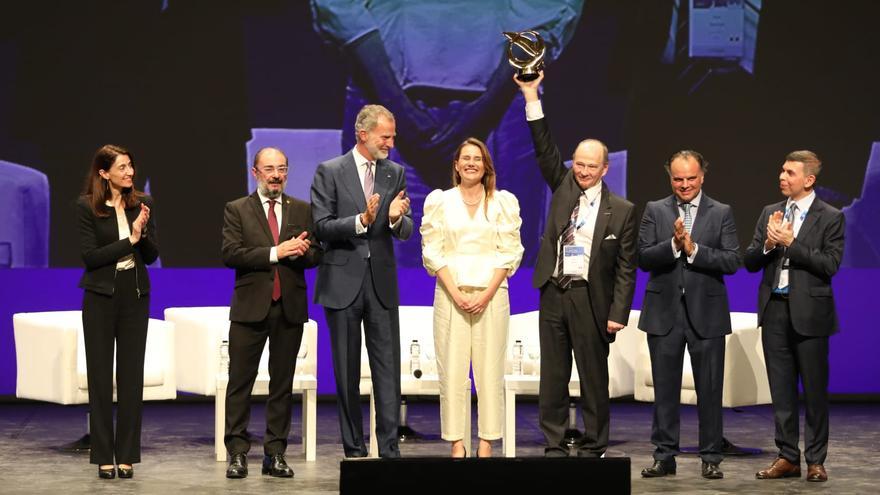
[164,306,318,462]
[502,310,644,457]
[633,312,771,408]
[359,305,471,457]
[13,310,176,447]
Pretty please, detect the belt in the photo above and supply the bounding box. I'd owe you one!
[551,278,588,289]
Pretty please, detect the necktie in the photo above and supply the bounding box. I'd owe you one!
[364,161,374,200]
[267,199,281,301]
[555,200,581,289]
[681,202,693,234]
[773,203,798,291]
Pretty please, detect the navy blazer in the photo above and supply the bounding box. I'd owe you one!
[310,151,413,310]
[221,192,322,324]
[743,198,844,336]
[77,195,159,297]
[638,194,741,338]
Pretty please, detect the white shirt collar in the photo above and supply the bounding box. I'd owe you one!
[257,189,282,206]
[352,146,374,170]
[581,181,603,205]
[678,190,702,208]
[786,190,816,213]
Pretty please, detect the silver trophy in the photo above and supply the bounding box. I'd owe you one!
[503,30,546,81]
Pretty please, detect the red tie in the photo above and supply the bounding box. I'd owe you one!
[267,199,281,301]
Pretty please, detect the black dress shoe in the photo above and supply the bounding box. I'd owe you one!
[701,461,724,479]
[262,454,294,478]
[98,466,116,479]
[226,453,248,479]
[641,460,676,477]
[117,465,134,479]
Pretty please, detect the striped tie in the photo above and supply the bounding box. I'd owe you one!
[681,202,693,234]
[555,201,580,289]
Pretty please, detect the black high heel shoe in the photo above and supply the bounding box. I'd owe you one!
[117,465,134,479]
[98,466,116,479]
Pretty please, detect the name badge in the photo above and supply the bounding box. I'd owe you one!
[562,245,585,276]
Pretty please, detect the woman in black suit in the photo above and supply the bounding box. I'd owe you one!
[77,144,158,479]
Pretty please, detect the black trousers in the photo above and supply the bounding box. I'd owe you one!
[325,264,401,458]
[81,268,149,465]
[224,301,304,456]
[647,296,725,465]
[538,282,610,457]
[762,296,829,465]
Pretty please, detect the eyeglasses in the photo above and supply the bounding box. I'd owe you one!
[258,165,289,175]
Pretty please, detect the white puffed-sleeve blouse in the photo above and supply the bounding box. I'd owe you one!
[420,187,524,289]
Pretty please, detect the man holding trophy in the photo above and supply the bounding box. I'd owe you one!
[512,34,638,457]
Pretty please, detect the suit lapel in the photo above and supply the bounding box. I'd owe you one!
[247,193,274,244]
[373,159,392,205]
[555,176,581,235]
[589,184,612,270]
[796,198,823,240]
[340,153,367,212]
[689,194,713,243]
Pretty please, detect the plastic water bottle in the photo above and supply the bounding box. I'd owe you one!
[410,340,422,379]
[219,339,230,375]
[512,339,523,375]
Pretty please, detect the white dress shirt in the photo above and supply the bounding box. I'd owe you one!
[552,181,602,281]
[774,190,816,289]
[107,202,135,271]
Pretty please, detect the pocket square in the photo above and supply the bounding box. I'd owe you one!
[604,234,617,240]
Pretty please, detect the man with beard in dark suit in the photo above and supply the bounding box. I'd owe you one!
[221,147,322,479]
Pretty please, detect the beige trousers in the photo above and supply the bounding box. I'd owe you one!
[433,283,510,441]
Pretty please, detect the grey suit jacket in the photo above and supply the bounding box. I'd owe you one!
[221,193,322,324]
[528,117,638,342]
[638,194,741,338]
[744,198,844,336]
[310,151,413,310]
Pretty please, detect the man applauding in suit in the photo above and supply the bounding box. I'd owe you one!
[221,147,322,479]
[638,150,741,480]
[746,151,844,483]
[515,72,638,458]
[311,104,413,458]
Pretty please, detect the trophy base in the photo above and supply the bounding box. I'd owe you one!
[516,73,540,82]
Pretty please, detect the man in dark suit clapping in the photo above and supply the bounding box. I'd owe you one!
[221,147,322,479]
[637,150,741,480]
[746,151,843,483]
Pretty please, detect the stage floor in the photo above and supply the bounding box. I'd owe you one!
[0,399,876,494]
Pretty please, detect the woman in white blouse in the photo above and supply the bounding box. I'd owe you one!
[420,137,524,458]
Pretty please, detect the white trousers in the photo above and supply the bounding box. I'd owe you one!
[433,283,509,441]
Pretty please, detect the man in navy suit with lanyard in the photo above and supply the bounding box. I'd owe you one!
[746,150,844,483]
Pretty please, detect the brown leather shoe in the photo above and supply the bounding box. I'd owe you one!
[756,457,801,479]
[806,464,828,482]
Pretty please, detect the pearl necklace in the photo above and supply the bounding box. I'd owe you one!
[459,186,484,206]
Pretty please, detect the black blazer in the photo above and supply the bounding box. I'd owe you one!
[221,193,322,324]
[637,194,741,337]
[744,197,844,336]
[77,195,159,296]
[528,117,638,342]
